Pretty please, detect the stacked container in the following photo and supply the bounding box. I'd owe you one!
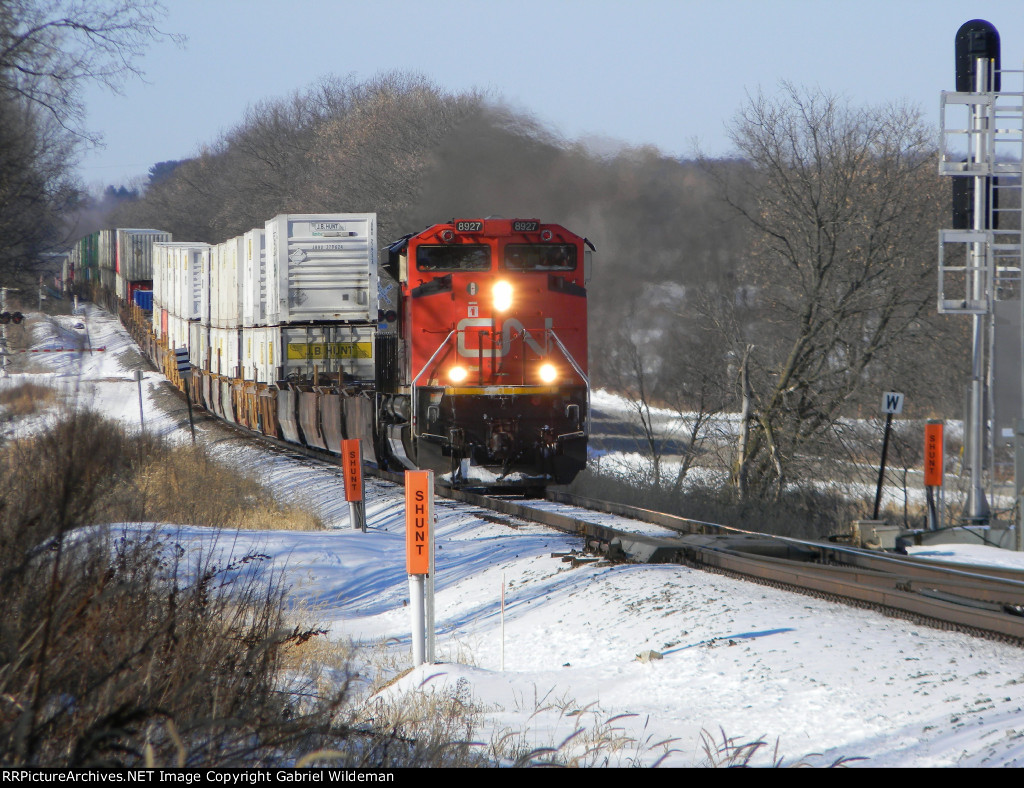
[242,228,266,328]
[265,214,377,325]
[209,235,243,377]
[243,213,377,384]
[115,229,172,302]
[151,242,169,340]
[79,233,99,284]
[98,230,117,296]
[153,242,210,360]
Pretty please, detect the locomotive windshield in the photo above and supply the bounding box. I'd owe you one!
[416,245,491,271]
[503,244,577,271]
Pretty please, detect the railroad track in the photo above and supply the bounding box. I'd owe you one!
[159,377,1024,645]
[531,491,1024,644]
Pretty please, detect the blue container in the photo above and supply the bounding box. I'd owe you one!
[133,289,153,311]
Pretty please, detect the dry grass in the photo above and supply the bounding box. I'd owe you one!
[0,411,345,767]
[114,346,149,372]
[295,667,495,768]
[133,443,324,531]
[696,728,864,767]
[0,381,58,419]
[488,689,680,767]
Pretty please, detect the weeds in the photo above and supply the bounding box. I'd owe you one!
[114,347,149,372]
[493,690,680,767]
[133,442,323,531]
[0,381,58,420]
[697,728,865,768]
[0,411,342,766]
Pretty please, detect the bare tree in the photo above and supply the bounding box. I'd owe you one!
[597,301,730,494]
[115,73,485,245]
[0,94,78,281]
[0,1,179,278]
[705,84,945,499]
[0,0,182,141]
[309,72,483,243]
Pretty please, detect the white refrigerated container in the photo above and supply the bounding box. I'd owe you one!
[265,214,377,325]
[242,228,267,327]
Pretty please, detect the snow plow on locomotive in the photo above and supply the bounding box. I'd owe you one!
[74,214,593,491]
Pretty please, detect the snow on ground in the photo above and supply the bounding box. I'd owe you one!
[5,306,1024,767]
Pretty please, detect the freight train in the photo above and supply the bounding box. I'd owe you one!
[67,215,593,490]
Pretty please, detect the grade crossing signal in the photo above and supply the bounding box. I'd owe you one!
[0,312,24,324]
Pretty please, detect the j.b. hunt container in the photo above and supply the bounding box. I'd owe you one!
[265,214,377,325]
[241,323,375,385]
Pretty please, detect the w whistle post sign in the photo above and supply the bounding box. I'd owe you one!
[405,471,432,575]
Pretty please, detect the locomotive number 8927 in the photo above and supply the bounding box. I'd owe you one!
[376,217,593,487]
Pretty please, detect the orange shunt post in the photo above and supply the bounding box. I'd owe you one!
[341,439,362,501]
[924,422,944,487]
[405,471,431,575]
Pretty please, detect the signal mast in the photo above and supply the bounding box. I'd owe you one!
[938,20,1024,542]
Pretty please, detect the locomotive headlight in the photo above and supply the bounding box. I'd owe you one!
[539,363,558,384]
[449,365,468,383]
[493,281,513,312]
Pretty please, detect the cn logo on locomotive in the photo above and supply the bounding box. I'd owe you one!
[455,317,554,358]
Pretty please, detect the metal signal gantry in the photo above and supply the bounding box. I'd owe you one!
[938,20,1024,527]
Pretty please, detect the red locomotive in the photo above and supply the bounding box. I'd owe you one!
[376,218,593,487]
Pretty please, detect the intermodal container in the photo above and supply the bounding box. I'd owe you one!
[265,214,377,325]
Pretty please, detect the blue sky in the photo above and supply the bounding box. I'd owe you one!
[77,0,1024,189]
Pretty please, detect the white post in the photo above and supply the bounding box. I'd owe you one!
[426,480,436,664]
[0,288,7,378]
[409,575,425,666]
[349,500,366,532]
